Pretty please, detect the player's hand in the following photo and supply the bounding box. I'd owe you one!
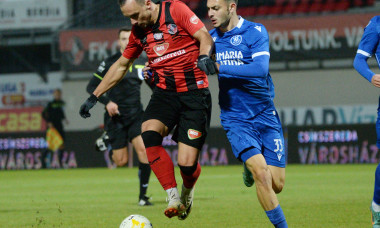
[143,67,152,80]
[106,101,120,117]
[79,94,98,118]
[371,74,380,88]
[197,55,218,75]
[215,62,220,71]
[143,62,153,80]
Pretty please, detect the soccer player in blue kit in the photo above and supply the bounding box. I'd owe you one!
[353,15,380,228]
[207,0,287,227]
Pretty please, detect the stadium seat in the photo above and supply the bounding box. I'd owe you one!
[268,5,283,15]
[237,6,256,17]
[352,0,364,7]
[295,2,309,14]
[367,0,375,6]
[334,1,350,11]
[322,0,336,11]
[282,4,296,14]
[309,2,322,12]
[256,5,269,16]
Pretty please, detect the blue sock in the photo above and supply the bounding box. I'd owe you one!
[373,163,380,204]
[265,205,288,228]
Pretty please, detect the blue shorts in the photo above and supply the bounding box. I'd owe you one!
[377,108,380,148]
[222,106,286,168]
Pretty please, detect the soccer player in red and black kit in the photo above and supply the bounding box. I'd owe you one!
[79,0,217,220]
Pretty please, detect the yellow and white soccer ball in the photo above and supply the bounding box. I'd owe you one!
[119,214,153,228]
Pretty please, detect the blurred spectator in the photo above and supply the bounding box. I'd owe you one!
[42,89,68,140]
[42,89,68,168]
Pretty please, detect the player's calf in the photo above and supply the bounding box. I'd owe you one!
[177,162,201,220]
[112,148,128,166]
[268,165,286,194]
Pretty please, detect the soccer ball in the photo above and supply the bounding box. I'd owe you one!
[119,214,153,228]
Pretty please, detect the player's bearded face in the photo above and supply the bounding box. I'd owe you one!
[121,0,153,28]
[207,0,231,28]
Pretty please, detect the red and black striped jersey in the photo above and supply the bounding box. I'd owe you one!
[123,0,208,92]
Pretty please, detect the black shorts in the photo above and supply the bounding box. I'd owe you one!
[105,111,143,150]
[143,88,212,150]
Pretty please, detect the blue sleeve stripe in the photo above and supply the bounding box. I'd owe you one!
[357,49,372,57]
[252,51,270,59]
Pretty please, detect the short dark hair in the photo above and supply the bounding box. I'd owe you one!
[118,0,126,6]
[118,26,132,36]
[118,0,145,6]
[226,0,238,5]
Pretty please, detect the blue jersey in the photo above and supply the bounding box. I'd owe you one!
[210,17,274,121]
[357,16,380,70]
[354,16,380,148]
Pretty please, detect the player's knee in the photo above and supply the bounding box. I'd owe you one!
[112,154,128,166]
[252,166,272,187]
[141,131,163,148]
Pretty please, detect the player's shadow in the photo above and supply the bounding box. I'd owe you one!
[152,196,214,206]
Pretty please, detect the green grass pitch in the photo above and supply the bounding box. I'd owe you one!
[0,165,375,227]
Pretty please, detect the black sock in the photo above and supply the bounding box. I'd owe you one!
[138,162,151,199]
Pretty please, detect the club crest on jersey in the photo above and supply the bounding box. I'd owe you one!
[230,35,242,46]
[154,32,163,40]
[153,43,169,56]
[188,129,202,140]
[167,24,178,35]
[190,15,199,24]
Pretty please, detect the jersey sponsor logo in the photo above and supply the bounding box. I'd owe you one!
[190,15,199,24]
[167,23,178,35]
[230,35,242,46]
[153,43,169,56]
[197,80,204,85]
[254,25,262,32]
[216,51,243,60]
[216,50,244,66]
[188,129,202,140]
[151,49,186,64]
[153,32,163,40]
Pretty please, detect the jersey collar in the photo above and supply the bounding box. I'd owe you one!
[217,16,244,34]
[151,1,163,31]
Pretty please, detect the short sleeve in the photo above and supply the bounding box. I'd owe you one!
[357,17,380,57]
[171,1,204,36]
[246,24,270,60]
[123,27,144,59]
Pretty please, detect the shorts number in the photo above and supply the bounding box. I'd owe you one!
[274,139,283,152]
